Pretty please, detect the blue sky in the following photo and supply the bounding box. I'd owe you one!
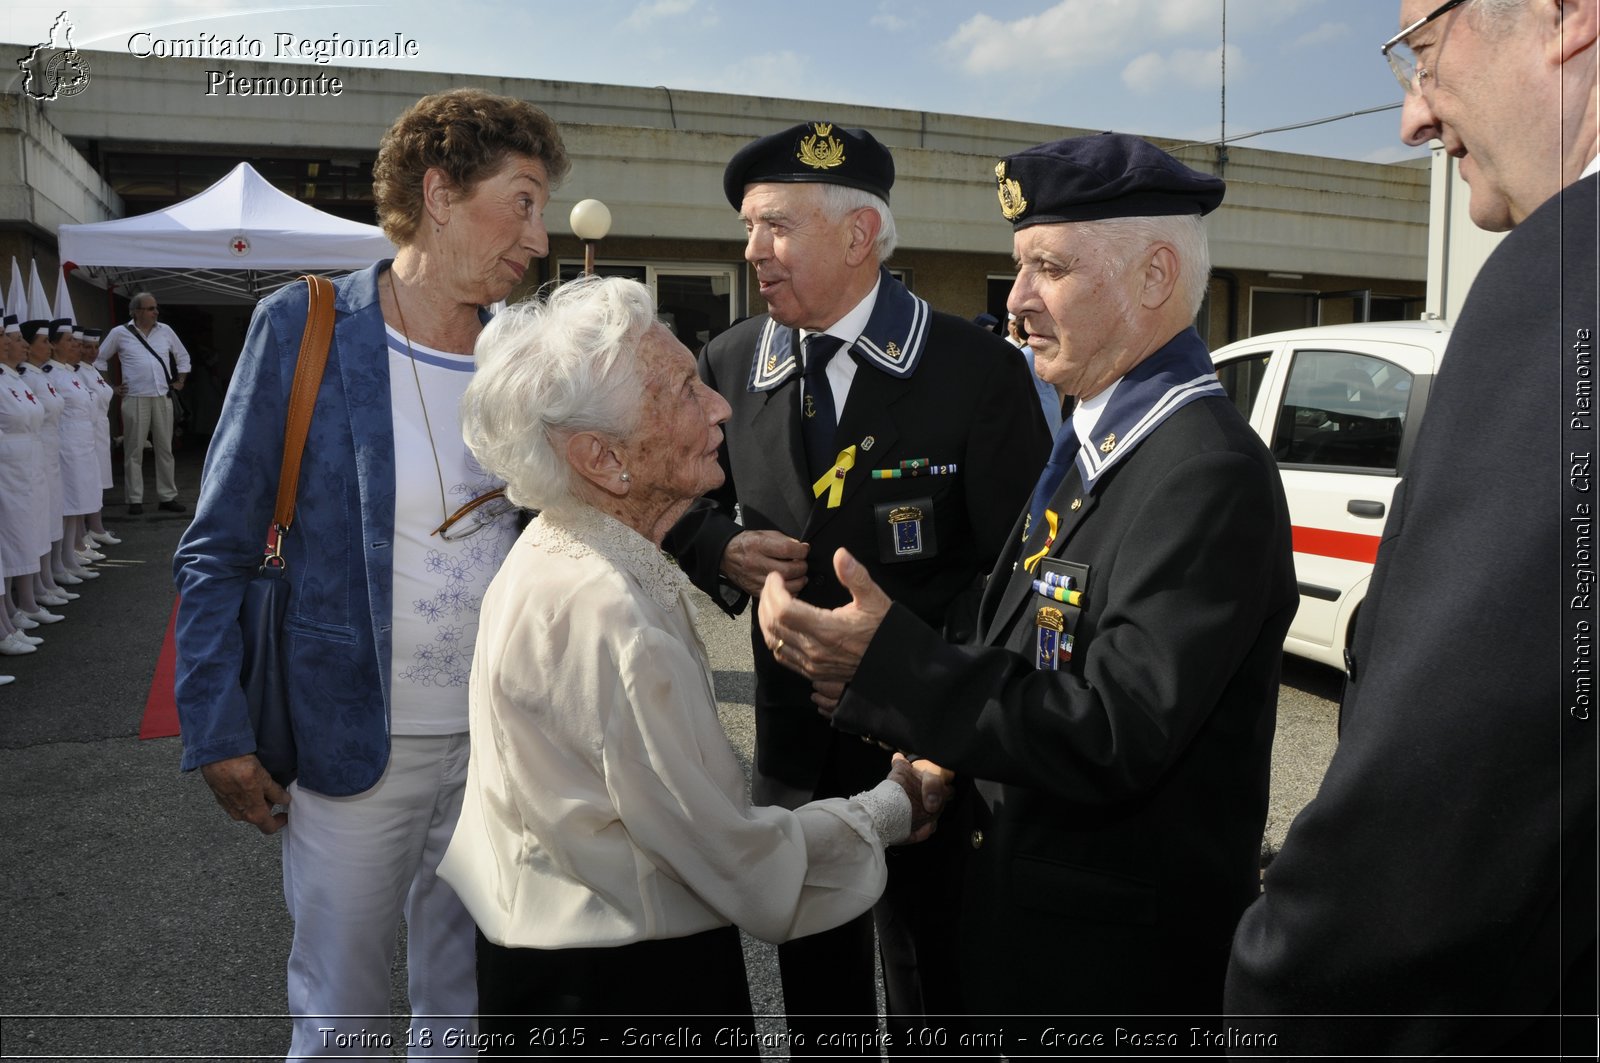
[4,0,1424,164]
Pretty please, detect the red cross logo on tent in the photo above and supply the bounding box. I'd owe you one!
[229,233,251,257]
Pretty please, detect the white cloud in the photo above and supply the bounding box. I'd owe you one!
[946,0,1216,76]
[1290,21,1351,50]
[1120,43,1242,95]
[624,0,698,31]
[1120,51,1168,90]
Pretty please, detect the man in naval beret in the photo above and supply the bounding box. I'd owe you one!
[665,121,1050,1038]
[757,132,1297,1016]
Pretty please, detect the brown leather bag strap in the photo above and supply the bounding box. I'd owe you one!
[270,275,336,539]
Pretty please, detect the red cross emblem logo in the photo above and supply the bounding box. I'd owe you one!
[229,233,251,257]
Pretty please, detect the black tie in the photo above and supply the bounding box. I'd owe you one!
[801,334,845,482]
[1022,416,1080,556]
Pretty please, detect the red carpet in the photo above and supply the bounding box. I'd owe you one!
[139,598,181,740]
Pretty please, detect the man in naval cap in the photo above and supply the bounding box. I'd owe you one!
[665,121,1049,1039]
[757,132,1297,1016]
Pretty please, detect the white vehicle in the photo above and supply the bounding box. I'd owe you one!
[1211,320,1452,671]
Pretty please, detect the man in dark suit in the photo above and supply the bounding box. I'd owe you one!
[664,122,1049,1035]
[1225,1,1598,1055]
[755,134,1298,1016]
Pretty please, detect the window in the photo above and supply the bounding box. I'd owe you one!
[557,262,739,351]
[1216,352,1271,420]
[986,275,1015,323]
[1272,349,1413,471]
[1250,289,1316,335]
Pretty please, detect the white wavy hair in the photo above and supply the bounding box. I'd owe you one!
[462,274,654,514]
[1073,213,1212,317]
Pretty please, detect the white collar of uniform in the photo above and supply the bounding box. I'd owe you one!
[1582,155,1600,180]
[798,275,881,365]
[1071,379,1121,453]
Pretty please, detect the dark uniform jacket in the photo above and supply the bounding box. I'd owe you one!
[834,328,1298,1014]
[666,269,1050,796]
[1225,175,1599,1058]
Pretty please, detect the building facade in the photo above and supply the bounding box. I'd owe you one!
[2,49,1429,365]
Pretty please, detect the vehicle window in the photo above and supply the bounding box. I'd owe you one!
[1216,352,1271,419]
[1272,349,1412,471]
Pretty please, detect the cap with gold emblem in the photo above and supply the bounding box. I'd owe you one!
[994,132,1224,230]
[723,121,895,208]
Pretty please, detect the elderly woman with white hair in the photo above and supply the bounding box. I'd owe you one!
[438,275,946,1042]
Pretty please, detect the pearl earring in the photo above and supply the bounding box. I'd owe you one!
[620,472,631,483]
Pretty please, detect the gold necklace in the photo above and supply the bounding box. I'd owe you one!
[389,274,449,522]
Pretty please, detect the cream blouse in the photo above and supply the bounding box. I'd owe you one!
[439,504,907,949]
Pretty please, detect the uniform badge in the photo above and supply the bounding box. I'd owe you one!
[1070,498,1082,512]
[996,160,1028,222]
[861,435,875,451]
[888,505,926,557]
[1035,606,1065,670]
[1099,432,1117,454]
[803,393,817,419]
[796,122,846,170]
[765,355,778,373]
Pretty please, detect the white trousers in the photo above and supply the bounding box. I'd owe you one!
[120,394,175,503]
[282,733,476,1060]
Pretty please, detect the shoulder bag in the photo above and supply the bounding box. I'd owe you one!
[120,320,194,432]
[238,275,336,788]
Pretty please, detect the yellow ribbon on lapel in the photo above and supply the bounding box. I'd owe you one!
[1021,508,1059,574]
[811,445,857,508]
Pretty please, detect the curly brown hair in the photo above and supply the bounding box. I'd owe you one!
[373,89,571,247]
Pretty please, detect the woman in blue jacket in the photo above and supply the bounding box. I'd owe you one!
[173,89,568,1058]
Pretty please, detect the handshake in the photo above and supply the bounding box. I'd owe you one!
[886,752,955,845]
[755,546,954,844]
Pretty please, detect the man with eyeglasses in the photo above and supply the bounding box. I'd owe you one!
[1227,1,1598,1055]
[95,293,190,515]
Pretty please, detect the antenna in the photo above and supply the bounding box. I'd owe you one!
[1217,0,1229,177]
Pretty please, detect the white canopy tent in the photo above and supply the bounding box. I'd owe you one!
[58,162,395,305]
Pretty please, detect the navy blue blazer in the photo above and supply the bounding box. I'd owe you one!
[1225,174,1599,1057]
[834,363,1297,1014]
[666,271,1050,795]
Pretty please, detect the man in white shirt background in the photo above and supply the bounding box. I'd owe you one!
[95,293,189,515]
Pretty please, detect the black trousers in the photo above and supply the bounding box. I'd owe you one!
[768,734,969,1057]
[476,925,757,1059]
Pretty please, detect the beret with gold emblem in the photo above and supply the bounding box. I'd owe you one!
[723,121,895,208]
[994,132,1224,230]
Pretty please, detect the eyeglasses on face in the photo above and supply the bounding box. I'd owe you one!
[1381,0,1472,93]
